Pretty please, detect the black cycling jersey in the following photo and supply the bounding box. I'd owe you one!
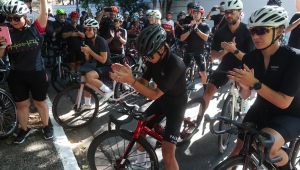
[62,24,84,49]
[175,19,184,38]
[210,14,227,28]
[211,22,254,67]
[243,46,300,118]
[144,19,150,28]
[183,23,210,54]
[99,17,114,40]
[7,20,45,71]
[88,35,113,67]
[183,15,193,25]
[142,53,187,103]
[53,20,65,44]
[108,27,127,52]
[288,13,300,49]
[139,17,146,26]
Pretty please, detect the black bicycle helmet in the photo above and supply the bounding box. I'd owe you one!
[138,8,143,12]
[267,0,282,6]
[187,2,197,9]
[136,24,167,56]
[179,10,186,15]
[167,11,173,15]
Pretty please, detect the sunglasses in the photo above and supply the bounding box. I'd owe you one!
[249,26,275,36]
[6,16,23,22]
[149,16,156,19]
[114,20,121,23]
[225,10,239,15]
[84,28,93,32]
[133,16,138,19]
[145,55,154,60]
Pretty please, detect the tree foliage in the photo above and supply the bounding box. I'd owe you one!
[81,0,116,13]
[116,0,150,15]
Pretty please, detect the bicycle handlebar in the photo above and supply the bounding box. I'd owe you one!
[203,115,282,164]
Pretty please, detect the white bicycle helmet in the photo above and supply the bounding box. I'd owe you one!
[149,10,161,19]
[83,19,99,29]
[224,0,243,10]
[146,9,152,16]
[2,0,29,15]
[248,6,288,29]
[133,12,139,18]
[124,11,129,15]
[113,14,124,22]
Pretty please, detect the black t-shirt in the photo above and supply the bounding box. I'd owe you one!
[7,20,45,71]
[242,46,300,118]
[139,17,146,26]
[183,15,193,25]
[210,14,226,28]
[288,13,300,49]
[183,23,210,54]
[108,27,127,51]
[99,17,114,40]
[211,22,254,67]
[45,20,54,39]
[175,19,184,38]
[53,20,65,43]
[142,53,187,103]
[62,24,84,50]
[88,35,113,67]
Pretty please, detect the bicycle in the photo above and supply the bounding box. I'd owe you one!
[0,54,10,85]
[52,70,149,129]
[42,37,55,68]
[51,43,73,93]
[87,97,206,170]
[203,115,300,170]
[0,88,18,140]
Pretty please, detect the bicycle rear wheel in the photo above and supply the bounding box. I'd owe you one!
[52,85,99,129]
[114,71,148,107]
[291,138,300,167]
[0,89,18,140]
[51,63,73,93]
[213,155,256,170]
[88,130,159,170]
[177,97,206,146]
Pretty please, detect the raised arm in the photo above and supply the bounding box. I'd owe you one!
[36,0,48,28]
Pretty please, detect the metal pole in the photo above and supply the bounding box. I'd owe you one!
[76,0,79,13]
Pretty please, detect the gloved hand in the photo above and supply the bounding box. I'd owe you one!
[211,6,217,11]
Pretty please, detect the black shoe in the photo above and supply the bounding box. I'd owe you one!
[42,126,53,139]
[14,128,36,144]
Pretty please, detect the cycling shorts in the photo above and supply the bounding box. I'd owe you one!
[144,98,187,145]
[183,53,206,72]
[209,63,236,89]
[94,66,112,79]
[238,106,300,143]
[67,50,85,63]
[7,70,49,102]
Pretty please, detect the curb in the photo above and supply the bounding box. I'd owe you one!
[47,97,80,170]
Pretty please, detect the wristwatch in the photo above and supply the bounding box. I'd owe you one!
[253,81,262,90]
[234,49,240,55]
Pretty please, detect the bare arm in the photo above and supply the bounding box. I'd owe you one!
[196,30,208,41]
[285,18,300,33]
[36,0,48,28]
[106,36,114,44]
[119,37,126,45]
[206,10,213,20]
[180,30,190,41]
[211,50,228,61]
[89,50,108,64]
[62,31,73,39]
[129,77,164,100]
[77,31,85,39]
[96,12,104,24]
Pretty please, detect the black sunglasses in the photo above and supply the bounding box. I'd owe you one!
[6,16,23,22]
[114,19,121,23]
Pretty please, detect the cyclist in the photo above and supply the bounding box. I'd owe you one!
[181,5,210,91]
[110,24,187,170]
[138,8,146,27]
[148,10,161,25]
[106,14,127,55]
[162,11,175,45]
[96,6,118,39]
[175,11,185,38]
[206,1,227,30]
[81,19,114,103]
[122,11,130,29]
[184,2,196,26]
[228,6,300,170]
[62,11,85,71]
[53,8,66,47]
[0,0,52,143]
[200,0,254,119]
[127,12,142,35]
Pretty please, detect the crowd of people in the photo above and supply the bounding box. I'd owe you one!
[2,0,300,170]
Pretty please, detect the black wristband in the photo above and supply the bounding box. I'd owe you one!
[132,79,137,87]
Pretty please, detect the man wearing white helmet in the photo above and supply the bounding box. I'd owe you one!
[198,0,254,122]
[122,11,130,29]
[225,6,300,170]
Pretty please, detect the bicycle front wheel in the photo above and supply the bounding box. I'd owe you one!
[291,138,300,167]
[88,130,159,170]
[52,85,99,129]
[177,97,206,146]
[186,67,194,98]
[213,155,256,170]
[51,63,73,93]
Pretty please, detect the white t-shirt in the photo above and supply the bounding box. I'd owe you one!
[161,19,175,34]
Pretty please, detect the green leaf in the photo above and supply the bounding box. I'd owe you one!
[6,140,13,145]
[82,165,89,169]
[81,146,86,150]
[13,133,18,137]
[82,158,86,161]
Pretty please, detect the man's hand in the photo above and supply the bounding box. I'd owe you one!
[175,21,179,25]
[116,31,121,38]
[211,5,218,11]
[110,30,115,38]
[228,64,258,87]
[221,37,237,53]
[81,45,91,54]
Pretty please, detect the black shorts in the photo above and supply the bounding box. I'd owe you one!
[94,66,112,79]
[67,50,85,63]
[209,63,237,89]
[145,98,187,145]
[7,70,49,102]
[238,106,300,143]
[183,53,206,72]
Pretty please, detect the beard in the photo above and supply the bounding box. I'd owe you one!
[226,17,239,25]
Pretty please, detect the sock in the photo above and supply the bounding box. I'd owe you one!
[100,84,111,93]
[136,150,146,165]
[279,160,293,170]
[203,84,207,92]
[84,97,91,106]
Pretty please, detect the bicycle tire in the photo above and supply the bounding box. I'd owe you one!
[0,71,7,85]
[114,71,148,107]
[218,94,236,153]
[0,89,18,139]
[51,63,73,93]
[52,85,99,129]
[213,155,256,170]
[177,97,206,146]
[204,49,212,73]
[88,130,159,170]
[43,55,55,68]
[291,138,300,167]
[186,67,194,98]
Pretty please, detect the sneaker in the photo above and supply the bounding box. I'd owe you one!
[100,91,114,102]
[42,126,53,139]
[14,128,36,144]
[81,104,92,111]
[131,161,147,170]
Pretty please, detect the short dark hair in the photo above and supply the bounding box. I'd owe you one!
[220,1,225,5]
